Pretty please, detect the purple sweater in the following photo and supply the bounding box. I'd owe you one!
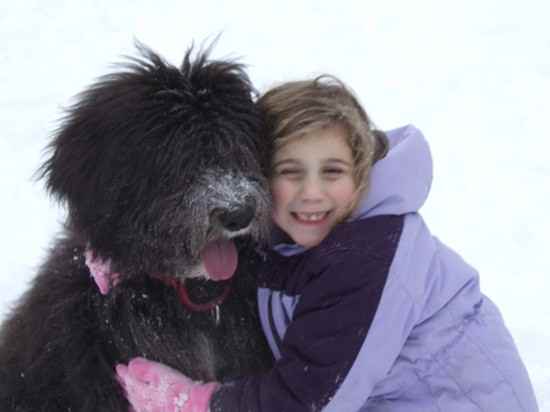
[211,125,538,411]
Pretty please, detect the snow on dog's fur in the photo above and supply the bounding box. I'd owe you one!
[0,44,273,412]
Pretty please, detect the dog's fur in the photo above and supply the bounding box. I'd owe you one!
[0,45,273,411]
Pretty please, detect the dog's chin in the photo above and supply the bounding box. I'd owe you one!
[182,263,210,281]
[173,261,234,283]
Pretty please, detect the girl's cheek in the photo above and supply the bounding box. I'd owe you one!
[270,179,289,203]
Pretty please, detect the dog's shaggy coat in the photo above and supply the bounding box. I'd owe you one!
[0,45,273,411]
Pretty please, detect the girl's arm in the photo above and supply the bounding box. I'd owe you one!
[211,215,423,411]
[119,215,426,412]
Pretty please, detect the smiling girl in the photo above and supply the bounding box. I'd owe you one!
[116,76,537,411]
[270,123,359,248]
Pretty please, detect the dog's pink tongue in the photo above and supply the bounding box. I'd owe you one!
[201,239,238,281]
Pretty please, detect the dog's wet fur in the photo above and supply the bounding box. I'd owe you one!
[0,44,274,411]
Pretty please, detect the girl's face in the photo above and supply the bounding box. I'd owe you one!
[270,124,358,249]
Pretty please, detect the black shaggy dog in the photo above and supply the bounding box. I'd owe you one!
[0,45,274,411]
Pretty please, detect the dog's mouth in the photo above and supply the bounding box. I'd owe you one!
[157,237,238,313]
[199,238,238,281]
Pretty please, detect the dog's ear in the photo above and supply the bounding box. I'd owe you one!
[38,100,106,209]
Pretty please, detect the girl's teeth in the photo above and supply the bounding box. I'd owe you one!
[296,212,327,221]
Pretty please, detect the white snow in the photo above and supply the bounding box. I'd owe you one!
[1,1,548,408]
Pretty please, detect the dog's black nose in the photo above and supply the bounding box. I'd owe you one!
[217,200,256,232]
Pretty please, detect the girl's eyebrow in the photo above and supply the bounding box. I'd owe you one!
[273,159,300,168]
[324,158,353,166]
[273,158,352,167]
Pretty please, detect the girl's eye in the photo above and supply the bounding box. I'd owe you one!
[323,168,345,176]
[278,169,301,176]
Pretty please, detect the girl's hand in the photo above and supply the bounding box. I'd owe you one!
[116,357,219,412]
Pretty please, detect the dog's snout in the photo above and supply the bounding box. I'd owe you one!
[214,198,256,232]
[219,206,254,232]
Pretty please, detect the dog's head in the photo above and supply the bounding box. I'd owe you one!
[40,44,271,281]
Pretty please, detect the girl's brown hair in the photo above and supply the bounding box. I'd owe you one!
[258,75,388,206]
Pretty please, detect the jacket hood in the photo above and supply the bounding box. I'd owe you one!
[350,124,433,220]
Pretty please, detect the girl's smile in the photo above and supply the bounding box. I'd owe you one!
[291,211,331,223]
[270,124,358,249]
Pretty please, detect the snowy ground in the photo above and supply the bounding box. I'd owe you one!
[1,1,548,408]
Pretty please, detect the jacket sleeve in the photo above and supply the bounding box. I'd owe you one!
[211,215,422,412]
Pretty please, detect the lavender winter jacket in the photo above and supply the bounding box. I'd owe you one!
[211,125,538,411]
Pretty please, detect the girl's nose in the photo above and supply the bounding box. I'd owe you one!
[299,175,324,202]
